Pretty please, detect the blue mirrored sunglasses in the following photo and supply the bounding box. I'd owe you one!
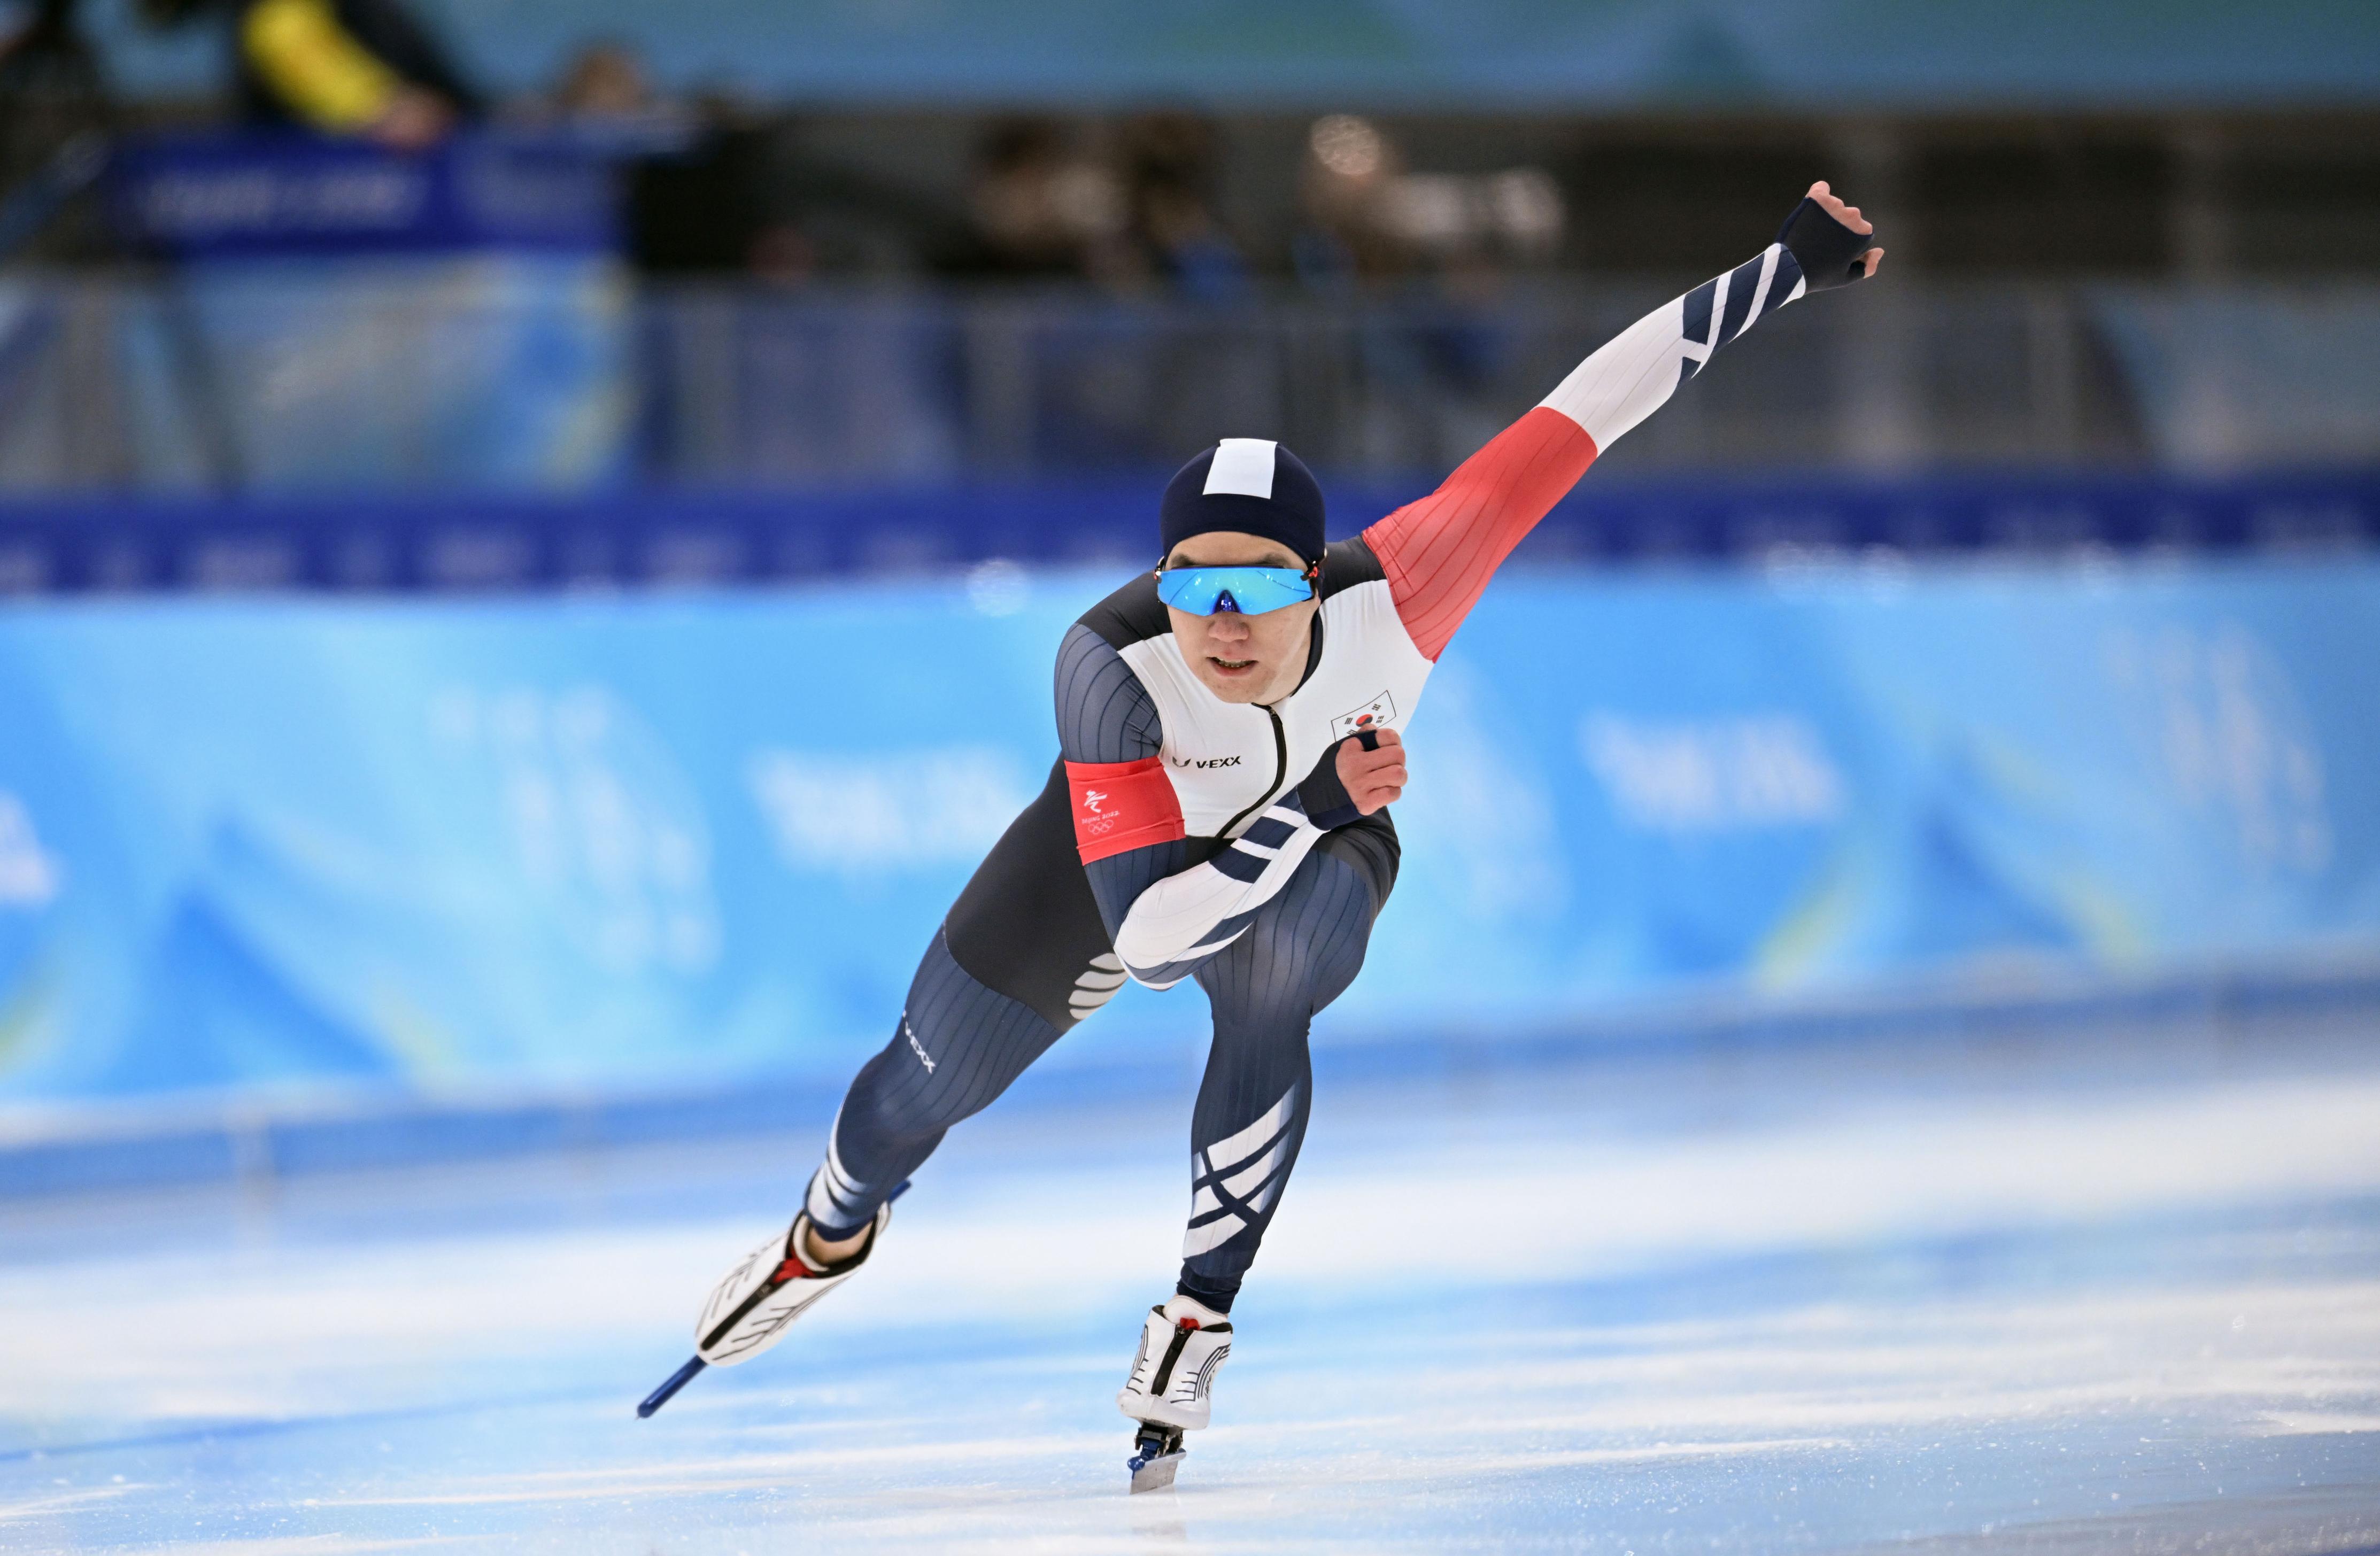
[1155,564,1317,617]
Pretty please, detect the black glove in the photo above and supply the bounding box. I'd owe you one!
[1776,196,1880,295]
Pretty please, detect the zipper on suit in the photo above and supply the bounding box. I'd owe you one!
[1217,703,1289,840]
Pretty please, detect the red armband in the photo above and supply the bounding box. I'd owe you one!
[1065,756,1185,863]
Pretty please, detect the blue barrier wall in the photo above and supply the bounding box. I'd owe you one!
[3,470,2376,593]
[1,555,2376,1108]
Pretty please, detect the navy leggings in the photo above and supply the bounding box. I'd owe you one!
[805,771,1396,1311]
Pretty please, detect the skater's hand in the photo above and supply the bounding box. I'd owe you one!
[1781,181,1884,288]
[1336,727,1407,815]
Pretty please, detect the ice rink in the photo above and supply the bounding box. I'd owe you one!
[4,1003,2378,1554]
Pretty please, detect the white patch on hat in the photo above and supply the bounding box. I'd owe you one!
[1202,438,1278,499]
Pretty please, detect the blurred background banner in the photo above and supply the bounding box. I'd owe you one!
[2,555,2374,1108]
[2,0,2377,1146]
[110,130,623,256]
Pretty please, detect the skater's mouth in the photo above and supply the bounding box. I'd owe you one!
[1208,657,1258,675]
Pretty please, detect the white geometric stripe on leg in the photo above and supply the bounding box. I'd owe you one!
[1200,1083,1300,1176]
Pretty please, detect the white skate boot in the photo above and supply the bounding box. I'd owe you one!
[693,1199,892,1366]
[1117,1294,1232,1490]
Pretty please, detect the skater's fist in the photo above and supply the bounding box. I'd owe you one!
[1336,727,1406,815]
[1780,180,1884,290]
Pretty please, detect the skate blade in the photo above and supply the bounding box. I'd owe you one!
[1129,1450,1186,1493]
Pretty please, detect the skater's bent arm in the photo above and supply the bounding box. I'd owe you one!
[1363,181,1882,661]
[1055,625,1335,988]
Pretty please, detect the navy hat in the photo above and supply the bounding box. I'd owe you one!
[1160,439,1326,567]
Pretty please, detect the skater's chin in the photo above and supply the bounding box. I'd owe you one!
[1200,656,1268,698]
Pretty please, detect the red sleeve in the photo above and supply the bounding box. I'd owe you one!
[1360,405,1599,661]
[1065,756,1186,863]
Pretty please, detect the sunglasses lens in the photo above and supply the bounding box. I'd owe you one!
[1157,566,1313,616]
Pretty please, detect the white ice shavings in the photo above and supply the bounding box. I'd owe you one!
[1262,1074,2380,1291]
[0,1482,143,1522]
[8,1074,2376,1427]
[3,1059,2380,1550]
[2253,1411,2380,1435]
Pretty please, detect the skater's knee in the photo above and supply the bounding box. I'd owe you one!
[840,1043,954,1144]
[1203,928,1364,1026]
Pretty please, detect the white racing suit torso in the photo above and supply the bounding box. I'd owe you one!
[1113,574,1429,847]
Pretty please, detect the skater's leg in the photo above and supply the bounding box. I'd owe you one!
[1177,816,1397,1311]
[696,768,1114,1365]
[804,928,1065,1238]
[804,761,1120,1242]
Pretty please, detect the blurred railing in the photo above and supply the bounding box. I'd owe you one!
[642,281,2161,483]
[4,270,2377,493]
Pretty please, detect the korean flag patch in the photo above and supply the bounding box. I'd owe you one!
[1330,691,1396,741]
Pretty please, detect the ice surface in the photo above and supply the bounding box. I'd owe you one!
[3,1013,2378,1553]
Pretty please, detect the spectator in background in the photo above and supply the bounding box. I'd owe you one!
[1295,113,1410,288]
[625,90,773,274]
[629,93,954,283]
[1294,112,1564,293]
[1116,110,1250,302]
[0,0,113,260]
[550,42,650,122]
[141,0,480,151]
[965,117,1126,280]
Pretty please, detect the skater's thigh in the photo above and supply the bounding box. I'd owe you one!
[1313,809,1398,913]
[1194,843,1383,1021]
[942,758,1122,1032]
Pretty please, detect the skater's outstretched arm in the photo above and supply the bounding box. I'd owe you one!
[1056,624,1363,988]
[1364,181,1884,661]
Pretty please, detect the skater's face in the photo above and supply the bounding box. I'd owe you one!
[1162,531,1319,705]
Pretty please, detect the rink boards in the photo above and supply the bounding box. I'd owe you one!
[0,554,2376,1114]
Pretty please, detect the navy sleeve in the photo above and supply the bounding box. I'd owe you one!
[1296,737,1365,832]
[1054,623,1188,941]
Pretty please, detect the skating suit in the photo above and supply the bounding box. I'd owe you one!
[802,231,1829,1309]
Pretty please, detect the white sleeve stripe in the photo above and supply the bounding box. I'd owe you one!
[1738,246,1780,340]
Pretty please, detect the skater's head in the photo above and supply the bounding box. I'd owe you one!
[1157,439,1325,705]
[1160,439,1325,570]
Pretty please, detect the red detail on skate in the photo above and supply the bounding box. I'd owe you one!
[772,1256,813,1284]
[1177,1317,1200,1331]
[1065,756,1185,863]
